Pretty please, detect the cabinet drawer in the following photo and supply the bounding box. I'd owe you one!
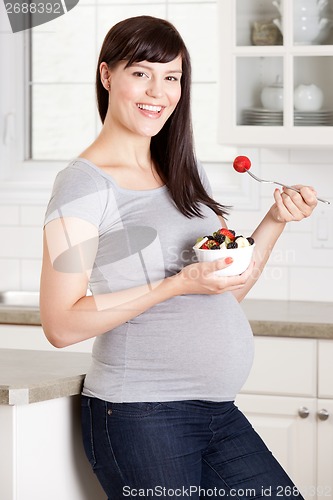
[241,337,317,397]
[318,340,333,398]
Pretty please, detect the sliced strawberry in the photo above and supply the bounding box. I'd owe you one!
[200,239,220,249]
[219,228,236,241]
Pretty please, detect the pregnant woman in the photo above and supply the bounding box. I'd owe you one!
[40,15,317,500]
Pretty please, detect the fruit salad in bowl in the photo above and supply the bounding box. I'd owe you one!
[193,228,255,277]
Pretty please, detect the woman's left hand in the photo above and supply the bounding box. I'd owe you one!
[270,185,318,223]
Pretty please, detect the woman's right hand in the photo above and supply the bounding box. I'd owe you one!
[173,258,255,296]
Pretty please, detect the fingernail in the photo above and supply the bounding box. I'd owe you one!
[225,257,233,264]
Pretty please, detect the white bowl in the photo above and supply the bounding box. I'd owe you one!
[193,244,255,277]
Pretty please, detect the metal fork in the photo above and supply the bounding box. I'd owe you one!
[246,170,330,205]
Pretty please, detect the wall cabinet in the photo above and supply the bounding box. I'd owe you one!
[236,337,333,500]
[218,0,333,147]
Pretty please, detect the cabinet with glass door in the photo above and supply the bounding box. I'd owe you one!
[218,0,333,147]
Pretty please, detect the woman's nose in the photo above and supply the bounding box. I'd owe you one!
[146,78,164,98]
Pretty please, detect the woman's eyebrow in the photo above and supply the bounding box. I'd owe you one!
[131,62,183,73]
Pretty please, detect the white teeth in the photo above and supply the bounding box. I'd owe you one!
[137,104,162,112]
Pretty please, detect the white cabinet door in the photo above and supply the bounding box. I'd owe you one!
[0,396,105,500]
[241,337,317,397]
[318,340,333,399]
[236,394,317,500]
[317,399,333,499]
[0,325,94,352]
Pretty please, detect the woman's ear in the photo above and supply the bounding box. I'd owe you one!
[100,62,111,91]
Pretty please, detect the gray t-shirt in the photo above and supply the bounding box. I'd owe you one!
[44,158,254,402]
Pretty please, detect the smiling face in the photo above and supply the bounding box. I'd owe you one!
[105,56,182,138]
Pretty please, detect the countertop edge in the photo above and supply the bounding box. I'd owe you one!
[249,320,333,339]
[0,350,91,406]
[0,375,86,405]
[0,307,40,326]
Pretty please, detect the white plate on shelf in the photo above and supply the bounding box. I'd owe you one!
[242,108,333,126]
[294,122,333,126]
[244,107,283,114]
[294,110,333,126]
[243,108,283,125]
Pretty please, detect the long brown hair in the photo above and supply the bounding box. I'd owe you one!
[96,16,229,218]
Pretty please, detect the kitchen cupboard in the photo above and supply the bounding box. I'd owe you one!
[317,341,333,497]
[0,324,94,352]
[0,390,105,500]
[1,325,333,497]
[236,394,317,495]
[316,399,333,498]
[237,337,333,500]
[218,0,333,147]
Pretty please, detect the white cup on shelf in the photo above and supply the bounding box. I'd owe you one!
[294,84,324,111]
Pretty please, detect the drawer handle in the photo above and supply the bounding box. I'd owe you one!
[298,407,310,418]
[318,409,329,421]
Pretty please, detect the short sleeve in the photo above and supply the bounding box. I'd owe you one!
[44,164,104,228]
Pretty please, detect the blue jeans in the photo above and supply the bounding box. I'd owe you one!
[81,397,304,500]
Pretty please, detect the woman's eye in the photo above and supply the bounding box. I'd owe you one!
[166,76,179,82]
[133,71,148,78]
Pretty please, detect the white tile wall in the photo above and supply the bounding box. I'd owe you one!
[21,260,43,291]
[0,260,20,291]
[225,156,333,302]
[0,206,20,226]
[1,0,332,302]
[290,267,333,302]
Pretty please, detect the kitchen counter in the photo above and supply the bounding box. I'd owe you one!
[241,299,333,339]
[1,299,332,339]
[0,306,40,326]
[1,303,331,500]
[0,348,106,499]
[0,349,91,405]
[0,291,40,325]
[1,300,332,406]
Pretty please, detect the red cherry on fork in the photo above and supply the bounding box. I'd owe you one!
[233,156,251,173]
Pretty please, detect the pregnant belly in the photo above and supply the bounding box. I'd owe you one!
[91,293,255,402]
